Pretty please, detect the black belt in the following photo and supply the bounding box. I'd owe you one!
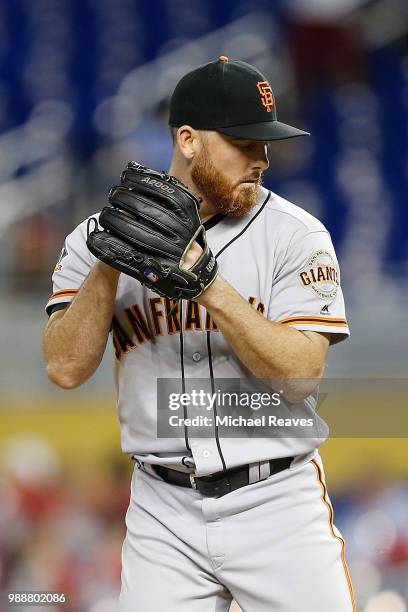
[152,457,293,498]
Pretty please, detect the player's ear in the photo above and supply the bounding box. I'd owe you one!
[176,126,201,160]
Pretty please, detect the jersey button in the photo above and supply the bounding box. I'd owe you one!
[202,449,211,458]
[192,352,201,362]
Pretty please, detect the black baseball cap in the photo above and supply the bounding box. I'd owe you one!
[169,56,310,141]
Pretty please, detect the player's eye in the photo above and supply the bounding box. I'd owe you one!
[236,140,251,148]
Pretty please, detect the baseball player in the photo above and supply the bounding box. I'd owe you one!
[43,57,356,611]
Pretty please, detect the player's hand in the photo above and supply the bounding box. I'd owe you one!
[181,241,203,270]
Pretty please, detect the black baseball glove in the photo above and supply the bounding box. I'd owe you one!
[86,162,218,300]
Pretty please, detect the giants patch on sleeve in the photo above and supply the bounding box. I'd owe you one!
[298,250,339,300]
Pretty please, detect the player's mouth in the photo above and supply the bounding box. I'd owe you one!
[239,178,261,187]
[238,173,262,186]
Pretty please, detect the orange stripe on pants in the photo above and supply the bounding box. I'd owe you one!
[311,458,357,612]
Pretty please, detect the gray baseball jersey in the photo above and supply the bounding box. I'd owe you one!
[46,186,349,476]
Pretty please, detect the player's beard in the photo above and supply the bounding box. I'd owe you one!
[191,146,262,217]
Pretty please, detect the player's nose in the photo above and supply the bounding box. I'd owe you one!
[251,142,269,171]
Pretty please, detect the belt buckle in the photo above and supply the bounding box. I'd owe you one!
[189,473,197,490]
[195,474,232,497]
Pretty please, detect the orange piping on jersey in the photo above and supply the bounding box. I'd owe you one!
[277,315,348,327]
[281,320,348,328]
[311,459,356,612]
[48,288,79,300]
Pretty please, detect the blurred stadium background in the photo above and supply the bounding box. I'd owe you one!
[0,0,407,610]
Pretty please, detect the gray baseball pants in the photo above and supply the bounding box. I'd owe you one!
[120,452,356,612]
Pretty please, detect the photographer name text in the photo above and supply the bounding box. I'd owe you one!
[168,415,314,428]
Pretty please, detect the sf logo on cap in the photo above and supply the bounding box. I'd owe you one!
[257,81,275,112]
